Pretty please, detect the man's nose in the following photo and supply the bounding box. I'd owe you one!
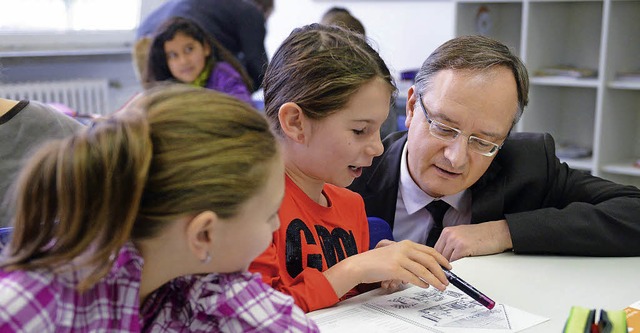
[443,135,469,169]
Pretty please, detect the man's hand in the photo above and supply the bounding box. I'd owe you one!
[434,219,513,261]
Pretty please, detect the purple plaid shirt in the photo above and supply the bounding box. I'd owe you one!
[0,243,319,332]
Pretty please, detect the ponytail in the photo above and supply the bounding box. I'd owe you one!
[1,110,152,291]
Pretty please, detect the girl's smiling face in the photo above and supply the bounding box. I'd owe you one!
[164,32,210,84]
[294,77,391,188]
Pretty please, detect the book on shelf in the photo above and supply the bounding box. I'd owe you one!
[534,65,597,79]
[556,143,592,159]
[615,70,640,82]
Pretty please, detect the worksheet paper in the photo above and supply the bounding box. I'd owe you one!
[307,285,548,332]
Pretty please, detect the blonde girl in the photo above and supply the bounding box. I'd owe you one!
[0,85,318,332]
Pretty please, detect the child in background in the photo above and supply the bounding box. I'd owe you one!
[0,85,318,332]
[145,17,254,106]
[249,24,451,313]
[320,6,366,35]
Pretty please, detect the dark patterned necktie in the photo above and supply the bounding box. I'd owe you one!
[425,200,450,247]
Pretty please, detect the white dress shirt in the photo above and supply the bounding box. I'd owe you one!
[393,142,472,244]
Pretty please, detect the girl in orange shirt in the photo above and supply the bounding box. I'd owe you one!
[249,24,452,312]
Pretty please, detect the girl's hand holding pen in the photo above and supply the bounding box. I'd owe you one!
[373,240,450,290]
[374,240,495,310]
[342,240,451,293]
[374,239,406,292]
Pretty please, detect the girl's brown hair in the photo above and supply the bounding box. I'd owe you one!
[263,23,396,135]
[1,85,277,290]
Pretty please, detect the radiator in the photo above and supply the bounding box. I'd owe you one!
[0,79,109,116]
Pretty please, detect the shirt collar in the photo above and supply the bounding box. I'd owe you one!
[112,241,144,281]
[399,142,469,214]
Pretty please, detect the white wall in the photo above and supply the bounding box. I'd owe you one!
[0,0,456,112]
[265,0,455,78]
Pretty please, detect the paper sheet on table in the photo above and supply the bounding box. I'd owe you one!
[308,285,548,333]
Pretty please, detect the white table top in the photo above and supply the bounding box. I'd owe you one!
[450,252,640,331]
[310,252,640,332]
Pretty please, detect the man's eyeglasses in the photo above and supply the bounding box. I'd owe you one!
[416,93,503,157]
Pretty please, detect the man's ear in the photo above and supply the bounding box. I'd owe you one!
[405,85,418,129]
[185,211,217,263]
[278,102,306,143]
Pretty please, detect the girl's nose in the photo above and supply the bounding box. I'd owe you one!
[367,132,384,157]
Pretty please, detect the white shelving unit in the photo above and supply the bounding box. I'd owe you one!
[455,0,640,187]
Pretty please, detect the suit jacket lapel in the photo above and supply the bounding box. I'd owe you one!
[470,158,506,223]
[366,135,405,194]
[362,132,407,227]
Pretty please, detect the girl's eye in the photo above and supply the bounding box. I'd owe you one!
[166,52,177,59]
[352,129,365,135]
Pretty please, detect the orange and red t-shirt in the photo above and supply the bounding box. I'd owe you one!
[249,175,370,312]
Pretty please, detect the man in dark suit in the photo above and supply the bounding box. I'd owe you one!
[349,35,640,261]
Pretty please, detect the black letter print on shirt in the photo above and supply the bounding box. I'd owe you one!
[286,219,322,278]
[315,225,357,268]
[285,219,358,278]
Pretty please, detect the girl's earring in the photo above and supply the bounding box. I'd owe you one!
[201,251,211,264]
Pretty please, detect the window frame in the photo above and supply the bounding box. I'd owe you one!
[0,0,156,53]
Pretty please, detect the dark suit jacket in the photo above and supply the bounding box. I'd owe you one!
[349,131,640,256]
